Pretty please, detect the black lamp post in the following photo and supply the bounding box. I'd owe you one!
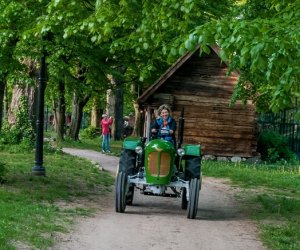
[32,52,46,176]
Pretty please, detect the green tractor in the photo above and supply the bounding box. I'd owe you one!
[115,110,202,219]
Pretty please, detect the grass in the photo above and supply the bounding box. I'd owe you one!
[51,135,123,156]
[0,147,114,249]
[203,161,300,190]
[202,160,300,250]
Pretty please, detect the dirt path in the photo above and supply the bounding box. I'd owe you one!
[56,148,266,250]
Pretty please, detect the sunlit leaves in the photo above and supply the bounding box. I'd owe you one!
[111,0,233,81]
[1,0,234,113]
[0,0,47,82]
[186,1,300,114]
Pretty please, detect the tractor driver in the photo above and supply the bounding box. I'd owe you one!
[151,104,176,145]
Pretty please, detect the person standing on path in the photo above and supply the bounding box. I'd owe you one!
[100,114,113,153]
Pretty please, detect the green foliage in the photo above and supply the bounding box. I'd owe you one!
[81,0,233,88]
[80,126,98,139]
[1,0,234,140]
[5,139,34,154]
[257,130,296,163]
[43,140,63,155]
[186,0,300,115]
[0,96,35,147]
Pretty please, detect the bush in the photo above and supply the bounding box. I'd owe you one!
[80,126,98,139]
[0,125,34,145]
[0,96,35,147]
[257,130,296,163]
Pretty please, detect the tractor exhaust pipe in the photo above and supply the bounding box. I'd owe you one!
[177,108,184,149]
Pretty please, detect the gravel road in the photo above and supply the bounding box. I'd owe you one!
[55,148,266,250]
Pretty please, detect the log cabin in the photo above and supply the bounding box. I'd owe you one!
[138,46,258,158]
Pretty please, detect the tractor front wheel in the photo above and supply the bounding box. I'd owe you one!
[187,178,200,219]
[115,172,127,213]
[181,187,188,209]
[185,156,201,179]
[126,184,134,205]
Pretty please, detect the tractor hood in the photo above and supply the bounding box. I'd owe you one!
[145,139,176,185]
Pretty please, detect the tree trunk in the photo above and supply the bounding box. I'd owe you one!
[109,75,124,141]
[91,99,101,128]
[131,82,143,137]
[26,59,38,130]
[68,92,90,140]
[3,83,8,120]
[113,84,124,140]
[54,81,66,141]
[8,85,37,124]
[106,88,115,116]
[8,85,25,125]
[132,102,143,137]
[0,81,5,130]
[25,84,37,131]
[7,59,38,128]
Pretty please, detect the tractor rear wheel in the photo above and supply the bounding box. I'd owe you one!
[187,178,200,219]
[119,149,136,175]
[115,172,127,213]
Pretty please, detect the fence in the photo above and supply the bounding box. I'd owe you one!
[257,108,300,154]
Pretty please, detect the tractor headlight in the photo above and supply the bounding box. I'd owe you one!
[135,146,143,154]
[177,148,185,157]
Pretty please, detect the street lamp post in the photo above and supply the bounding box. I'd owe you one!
[32,52,46,176]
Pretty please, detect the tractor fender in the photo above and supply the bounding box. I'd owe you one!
[122,138,142,150]
[184,144,201,179]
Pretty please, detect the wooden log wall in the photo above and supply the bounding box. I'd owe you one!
[147,50,258,157]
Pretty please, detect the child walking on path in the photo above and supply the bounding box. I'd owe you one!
[100,114,113,153]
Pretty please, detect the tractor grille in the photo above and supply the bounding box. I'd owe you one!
[148,152,171,177]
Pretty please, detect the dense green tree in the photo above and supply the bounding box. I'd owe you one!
[4,0,296,142]
[0,0,234,139]
[184,0,300,116]
[0,1,40,129]
[82,0,233,83]
[77,0,234,139]
[23,0,111,140]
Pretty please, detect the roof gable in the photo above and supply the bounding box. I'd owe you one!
[138,46,222,104]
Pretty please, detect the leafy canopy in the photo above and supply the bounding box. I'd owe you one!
[185,0,300,115]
